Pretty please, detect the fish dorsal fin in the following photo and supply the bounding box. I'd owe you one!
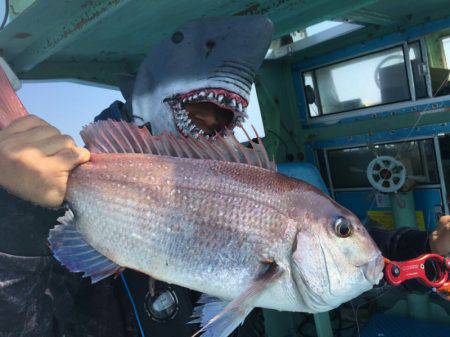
[80,120,276,171]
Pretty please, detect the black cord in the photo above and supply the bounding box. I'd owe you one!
[0,0,9,30]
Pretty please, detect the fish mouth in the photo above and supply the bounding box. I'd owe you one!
[361,254,385,285]
[165,88,249,138]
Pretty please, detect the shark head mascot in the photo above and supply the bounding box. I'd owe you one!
[131,15,273,138]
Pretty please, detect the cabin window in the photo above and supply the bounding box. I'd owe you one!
[303,43,426,118]
[408,42,428,99]
[303,72,320,117]
[442,36,450,69]
[315,149,330,190]
[427,35,450,97]
[324,139,439,189]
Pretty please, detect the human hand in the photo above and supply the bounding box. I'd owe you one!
[0,115,90,208]
[429,215,450,255]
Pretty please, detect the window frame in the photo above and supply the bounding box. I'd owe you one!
[300,40,430,121]
[318,136,441,193]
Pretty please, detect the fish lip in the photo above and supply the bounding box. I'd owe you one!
[165,87,249,138]
[360,254,385,285]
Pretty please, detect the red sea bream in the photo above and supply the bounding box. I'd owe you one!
[0,67,384,337]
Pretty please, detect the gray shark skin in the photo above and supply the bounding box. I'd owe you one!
[132,16,273,137]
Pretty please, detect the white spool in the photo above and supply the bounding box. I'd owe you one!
[367,156,406,193]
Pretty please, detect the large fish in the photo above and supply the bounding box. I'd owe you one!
[0,67,384,337]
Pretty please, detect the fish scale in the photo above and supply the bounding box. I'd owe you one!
[67,154,293,300]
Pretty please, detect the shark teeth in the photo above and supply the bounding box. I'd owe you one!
[235,115,246,126]
[169,88,249,138]
[173,107,203,138]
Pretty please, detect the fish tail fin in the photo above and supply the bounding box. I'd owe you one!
[0,60,28,130]
[48,209,123,283]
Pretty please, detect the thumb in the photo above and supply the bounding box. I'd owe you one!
[75,147,91,163]
[52,146,91,170]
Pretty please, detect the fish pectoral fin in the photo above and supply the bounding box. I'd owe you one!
[48,209,123,284]
[191,262,282,337]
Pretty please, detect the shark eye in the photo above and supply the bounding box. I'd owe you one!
[334,217,353,238]
[171,31,184,44]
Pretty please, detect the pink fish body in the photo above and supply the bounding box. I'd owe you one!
[0,66,384,336]
[66,148,383,312]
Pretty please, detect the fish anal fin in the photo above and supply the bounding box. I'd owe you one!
[80,120,276,171]
[48,209,122,284]
[191,262,282,337]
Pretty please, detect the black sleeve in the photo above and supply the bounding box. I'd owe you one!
[368,226,430,261]
[233,309,265,337]
[0,188,81,336]
[0,188,62,256]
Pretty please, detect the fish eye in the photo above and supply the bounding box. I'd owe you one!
[171,31,184,44]
[334,217,353,238]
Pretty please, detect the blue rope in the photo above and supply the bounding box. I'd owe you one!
[120,273,146,337]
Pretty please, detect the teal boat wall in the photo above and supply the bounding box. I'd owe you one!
[0,0,448,85]
[1,1,450,162]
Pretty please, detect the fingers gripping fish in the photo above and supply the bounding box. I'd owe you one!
[0,61,384,337]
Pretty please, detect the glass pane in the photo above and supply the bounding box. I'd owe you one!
[327,139,438,189]
[430,36,450,97]
[443,36,450,69]
[409,42,428,99]
[314,46,410,115]
[316,149,330,189]
[303,71,321,117]
[306,21,343,36]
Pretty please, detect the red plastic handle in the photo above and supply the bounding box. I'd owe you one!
[384,254,448,288]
